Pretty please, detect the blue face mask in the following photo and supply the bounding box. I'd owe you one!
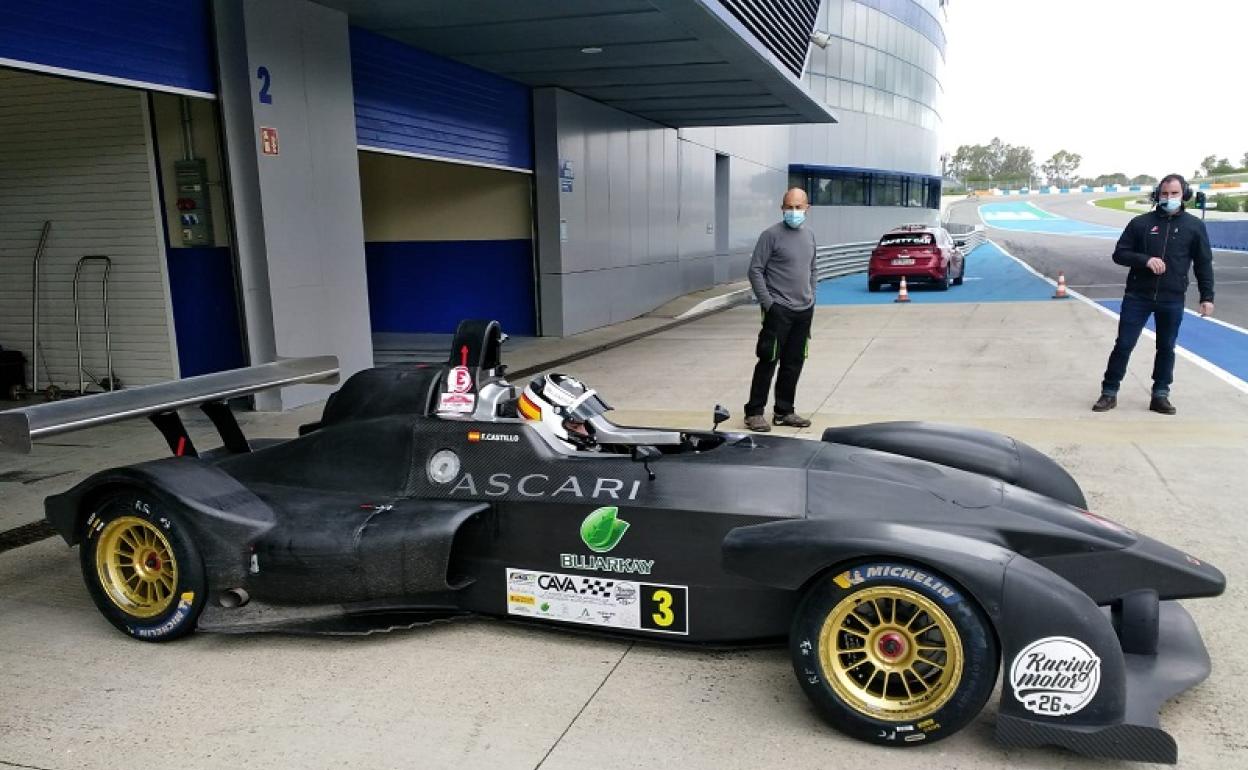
[783,209,806,228]
[1160,198,1181,213]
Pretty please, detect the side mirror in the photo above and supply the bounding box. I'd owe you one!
[712,404,730,432]
[631,445,661,463]
[954,239,967,248]
[631,445,660,481]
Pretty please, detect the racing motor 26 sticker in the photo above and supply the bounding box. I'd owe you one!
[1009,636,1101,716]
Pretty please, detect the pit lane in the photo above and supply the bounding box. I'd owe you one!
[2,296,1247,770]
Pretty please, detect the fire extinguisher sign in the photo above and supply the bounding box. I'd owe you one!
[260,127,279,156]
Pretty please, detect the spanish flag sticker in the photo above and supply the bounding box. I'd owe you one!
[518,393,541,421]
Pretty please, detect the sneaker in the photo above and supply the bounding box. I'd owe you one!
[744,414,771,432]
[1091,395,1117,412]
[1149,396,1176,415]
[772,412,812,428]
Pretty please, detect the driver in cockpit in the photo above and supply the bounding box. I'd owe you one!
[516,373,611,451]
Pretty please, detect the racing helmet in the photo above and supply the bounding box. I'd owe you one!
[518,373,611,449]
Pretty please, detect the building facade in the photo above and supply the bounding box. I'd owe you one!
[0,0,946,407]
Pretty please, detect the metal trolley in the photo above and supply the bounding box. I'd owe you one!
[72,255,118,396]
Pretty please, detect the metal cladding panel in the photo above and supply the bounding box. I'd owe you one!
[854,0,947,58]
[0,0,215,96]
[350,27,533,171]
[717,0,820,77]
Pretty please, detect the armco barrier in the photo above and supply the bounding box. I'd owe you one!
[945,223,988,252]
[971,182,1248,197]
[814,241,874,281]
[1206,221,1248,251]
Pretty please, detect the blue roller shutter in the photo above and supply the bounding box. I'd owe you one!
[0,0,215,97]
[350,27,532,172]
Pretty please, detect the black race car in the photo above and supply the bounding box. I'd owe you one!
[0,320,1223,764]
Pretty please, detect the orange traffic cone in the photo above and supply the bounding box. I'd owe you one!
[894,276,911,303]
[1053,271,1069,299]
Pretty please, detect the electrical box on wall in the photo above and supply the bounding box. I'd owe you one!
[174,158,213,246]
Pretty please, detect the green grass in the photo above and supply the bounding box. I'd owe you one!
[1192,172,1248,183]
[1094,195,1144,211]
[1208,194,1247,212]
[1096,193,1246,213]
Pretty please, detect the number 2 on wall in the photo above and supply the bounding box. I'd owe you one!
[256,66,273,104]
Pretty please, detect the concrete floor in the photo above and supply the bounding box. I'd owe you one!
[2,298,1246,769]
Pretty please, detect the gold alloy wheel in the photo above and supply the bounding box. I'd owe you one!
[95,516,179,618]
[818,585,963,721]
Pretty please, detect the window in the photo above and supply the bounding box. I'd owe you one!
[790,167,941,210]
[907,178,925,208]
[879,232,933,247]
[873,174,901,206]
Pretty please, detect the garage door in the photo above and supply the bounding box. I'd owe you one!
[0,0,215,97]
[0,69,178,391]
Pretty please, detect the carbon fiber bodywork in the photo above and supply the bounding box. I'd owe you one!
[37,320,1224,764]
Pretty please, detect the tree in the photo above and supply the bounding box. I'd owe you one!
[1092,173,1130,187]
[1041,150,1081,187]
[1242,151,1248,170]
[999,145,1036,184]
[1130,174,1157,185]
[1212,158,1236,175]
[949,143,997,181]
[1199,155,1218,177]
[948,137,1035,186]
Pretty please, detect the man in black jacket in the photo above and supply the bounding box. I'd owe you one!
[1092,174,1214,415]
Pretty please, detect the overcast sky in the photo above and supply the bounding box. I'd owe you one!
[941,0,1248,179]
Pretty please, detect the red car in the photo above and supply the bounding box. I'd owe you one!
[868,224,965,292]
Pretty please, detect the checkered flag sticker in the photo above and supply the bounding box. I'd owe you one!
[579,578,615,597]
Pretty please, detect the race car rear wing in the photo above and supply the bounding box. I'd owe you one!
[0,356,339,455]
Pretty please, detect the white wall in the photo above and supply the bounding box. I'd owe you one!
[0,68,177,391]
[214,0,373,409]
[789,110,940,177]
[534,89,790,336]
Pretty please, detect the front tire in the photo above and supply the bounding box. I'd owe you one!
[790,562,998,747]
[80,492,207,641]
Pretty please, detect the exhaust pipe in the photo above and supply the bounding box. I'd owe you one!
[218,587,251,608]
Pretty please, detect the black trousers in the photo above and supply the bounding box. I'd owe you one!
[746,303,813,417]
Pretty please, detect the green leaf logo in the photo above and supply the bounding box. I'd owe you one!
[580,506,629,553]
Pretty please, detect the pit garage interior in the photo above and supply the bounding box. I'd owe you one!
[0,0,876,409]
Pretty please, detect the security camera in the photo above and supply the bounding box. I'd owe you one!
[810,31,832,49]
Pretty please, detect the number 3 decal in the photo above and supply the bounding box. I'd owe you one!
[640,584,687,633]
[651,589,674,627]
[257,66,272,104]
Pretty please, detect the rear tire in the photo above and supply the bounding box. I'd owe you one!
[868,280,881,293]
[953,260,965,286]
[790,562,998,747]
[938,266,951,291]
[80,491,207,642]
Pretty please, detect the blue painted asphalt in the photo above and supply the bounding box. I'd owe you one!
[816,241,1055,305]
[979,201,1121,239]
[1097,300,1248,385]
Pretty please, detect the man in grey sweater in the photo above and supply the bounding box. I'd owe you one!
[744,187,818,432]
